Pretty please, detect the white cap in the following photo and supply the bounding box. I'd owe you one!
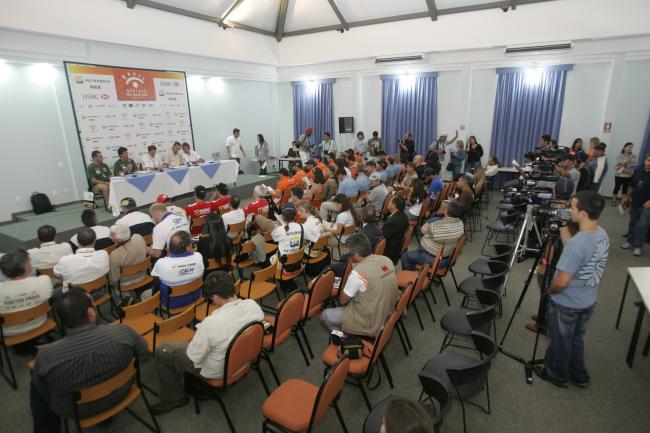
[369,172,382,181]
[440,131,448,137]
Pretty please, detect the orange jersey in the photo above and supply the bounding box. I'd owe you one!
[292,170,307,188]
[276,176,296,204]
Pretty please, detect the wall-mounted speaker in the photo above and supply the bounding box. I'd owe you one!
[338,117,354,134]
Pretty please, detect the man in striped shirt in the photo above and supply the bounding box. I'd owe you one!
[400,200,464,271]
[31,288,147,433]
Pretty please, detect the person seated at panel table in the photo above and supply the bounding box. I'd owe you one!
[163,141,184,168]
[185,185,213,236]
[180,142,204,164]
[86,150,112,209]
[141,145,164,171]
[209,183,231,214]
[113,146,137,176]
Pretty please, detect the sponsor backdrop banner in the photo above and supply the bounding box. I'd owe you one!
[64,62,194,171]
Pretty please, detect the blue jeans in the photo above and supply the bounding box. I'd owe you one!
[400,246,448,271]
[627,206,650,248]
[544,301,594,384]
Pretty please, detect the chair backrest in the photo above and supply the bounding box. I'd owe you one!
[481,269,509,294]
[222,321,264,388]
[269,290,305,349]
[75,357,137,405]
[487,244,514,262]
[130,222,155,237]
[103,244,117,255]
[304,270,335,319]
[168,277,203,298]
[236,240,256,257]
[263,231,274,242]
[309,234,330,252]
[466,302,497,335]
[281,247,305,266]
[379,195,392,220]
[70,275,108,294]
[120,256,152,277]
[341,224,356,237]
[227,220,246,235]
[445,332,497,398]
[500,210,519,225]
[310,356,351,427]
[448,234,466,268]
[0,299,51,328]
[390,283,413,325]
[409,263,431,305]
[367,320,397,369]
[373,238,386,256]
[142,233,153,245]
[417,371,451,422]
[121,292,160,321]
[311,189,325,203]
[338,258,353,296]
[156,305,194,335]
[192,216,207,232]
[37,267,55,278]
[400,225,415,254]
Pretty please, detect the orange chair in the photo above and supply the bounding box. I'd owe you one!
[195,280,241,323]
[334,258,353,298]
[230,240,257,279]
[399,225,415,256]
[144,306,195,353]
[70,275,113,320]
[431,235,467,306]
[206,256,229,272]
[161,278,204,317]
[0,300,57,388]
[379,194,392,221]
[227,221,246,245]
[66,356,160,433]
[301,270,335,359]
[116,257,154,301]
[184,321,270,433]
[263,231,278,256]
[143,233,153,246]
[275,248,308,288]
[373,238,386,256]
[446,234,467,292]
[303,234,330,267]
[322,320,397,411]
[262,291,308,384]
[391,284,414,356]
[241,264,280,305]
[115,292,161,336]
[332,225,356,261]
[262,356,351,433]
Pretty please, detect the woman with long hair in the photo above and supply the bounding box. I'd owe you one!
[587,136,600,160]
[256,133,269,175]
[466,135,484,170]
[197,212,232,269]
[310,167,326,207]
[450,140,466,179]
[485,155,499,178]
[404,179,427,221]
[612,142,637,206]
[324,193,359,244]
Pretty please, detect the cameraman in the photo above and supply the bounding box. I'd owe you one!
[397,132,415,163]
[535,191,609,388]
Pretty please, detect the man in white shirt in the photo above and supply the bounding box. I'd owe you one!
[0,249,53,337]
[141,145,164,171]
[115,197,155,237]
[181,142,204,164]
[150,271,263,413]
[149,203,190,258]
[150,231,204,311]
[54,228,110,291]
[156,194,188,219]
[226,128,246,174]
[221,195,246,239]
[28,225,72,272]
[69,209,113,250]
[163,141,184,168]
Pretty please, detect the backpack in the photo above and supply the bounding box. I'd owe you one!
[31,192,53,214]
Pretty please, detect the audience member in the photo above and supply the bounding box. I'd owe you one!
[185,185,213,236]
[367,131,383,155]
[359,205,383,251]
[426,167,443,198]
[570,138,587,162]
[319,170,358,221]
[363,172,388,215]
[150,272,263,414]
[196,212,232,269]
[398,131,415,163]
[450,139,466,179]
[107,224,147,289]
[274,168,297,205]
[466,135,484,169]
[576,152,595,192]
[156,194,188,219]
[485,155,499,178]
[244,185,270,217]
[589,143,608,192]
[324,194,359,243]
[356,164,371,192]
[151,231,204,310]
[612,142,636,206]
[31,288,146,433]
[27,225,72,273]
[382,196,409,265]
[115,197,154,236]
[70,209,112,250]
[321,234,398,337]
[54,228,109,290]
[404,179,428,221]
[621,154,650,256]
[221,195,246,238]
[149,202,191,258]
[210,183,231,214]
[380,398,434,433]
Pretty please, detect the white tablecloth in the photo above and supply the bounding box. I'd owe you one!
[108,160,239,216]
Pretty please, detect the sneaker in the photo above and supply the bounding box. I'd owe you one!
[533,366,567,388]
[621,242,632,249]
[633,248,642,256]
[570,378,590,389]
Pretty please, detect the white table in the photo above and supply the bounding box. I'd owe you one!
[498,167,520,173]
[108,160,239,216]
[616,267,650,367]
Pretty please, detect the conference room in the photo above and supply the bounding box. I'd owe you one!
[1,1,650,433]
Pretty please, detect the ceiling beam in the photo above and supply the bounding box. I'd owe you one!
[511,0,518,10]
[275,0,289,42]
[125,0,222,25]
[126,0,136,9]
[228,21,276,37]
[425,0,438,21]
[221,0,246,23]
[327,0,349,31]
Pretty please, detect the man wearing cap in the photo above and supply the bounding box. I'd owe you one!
[181,142,204,164]
[156,194,187,220]
[226,128,246,174]
[163,141,184,168]
[115,198,154,237]
[362,172,388,216]
[149,203,190,258]
[429,130,458,165]
[297,128,313,164]
[141,145,164,171]
[185,186,212,236]
[556,154,580,195]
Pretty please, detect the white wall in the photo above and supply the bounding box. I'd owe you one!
[332,78,355,151]
[467,68,498,161]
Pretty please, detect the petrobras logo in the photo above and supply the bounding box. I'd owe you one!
[74,76,84,84]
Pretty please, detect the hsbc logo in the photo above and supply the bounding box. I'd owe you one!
[82,94,98,100]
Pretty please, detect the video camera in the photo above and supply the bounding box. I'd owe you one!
[527,146,571,181]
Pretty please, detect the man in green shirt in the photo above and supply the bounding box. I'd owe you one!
[86,150,112,208]
[113,146,137,176]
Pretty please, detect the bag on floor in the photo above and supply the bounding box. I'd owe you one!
[31,192,53,214]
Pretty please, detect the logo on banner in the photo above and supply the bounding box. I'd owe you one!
[113,69,156,101]
[101,94,110,100]
[82,94,99,100]
[75,76,84,84]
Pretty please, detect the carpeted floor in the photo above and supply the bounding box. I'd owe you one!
[0,193,649,433]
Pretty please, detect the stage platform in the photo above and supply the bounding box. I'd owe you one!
[0,173,277,251]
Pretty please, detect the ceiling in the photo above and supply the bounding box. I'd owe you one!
[123,0,557,41]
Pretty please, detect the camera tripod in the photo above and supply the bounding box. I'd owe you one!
[515,204,543,262]
[498,218,563,384]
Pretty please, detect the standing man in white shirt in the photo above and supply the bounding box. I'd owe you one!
[181,142,204,164]
[226,128,246,174]
[54,228,110,291]
[296,127,313,164]
[27,225,73,272]
[150,271,263,413]
[141,145,164,171]
[149,203,190,258]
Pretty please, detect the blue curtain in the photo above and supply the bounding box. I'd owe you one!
[381,72,438,155]
[292,79,335,145]
[490,65,572,169]
[640,110,650,161]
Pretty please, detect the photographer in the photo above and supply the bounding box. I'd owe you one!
[534,191,609,389]
[397,132,415,163]
[555,154,580,195]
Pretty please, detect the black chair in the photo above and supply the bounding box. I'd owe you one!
[458,266,509,313]
[439,290,499,352]
[468,244,514,275]
[480,209,519,255]
[419,332,497,433]
[130,222,155,237]
[363,393,450,433]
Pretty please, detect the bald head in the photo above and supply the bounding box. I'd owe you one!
[413,155,424,165]
[149,203,168,222]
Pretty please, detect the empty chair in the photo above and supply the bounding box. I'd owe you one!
[300,270,335,359]
[458,262,509,309]
[468,244,514,275]
[419,332,497,433]
[439,290,500,352]
[144,306,195,353]
[431,235,466,304]
[480,209,519,255]
[115,292,161,336]
[241,264,279,304]
[262,356,350,433]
